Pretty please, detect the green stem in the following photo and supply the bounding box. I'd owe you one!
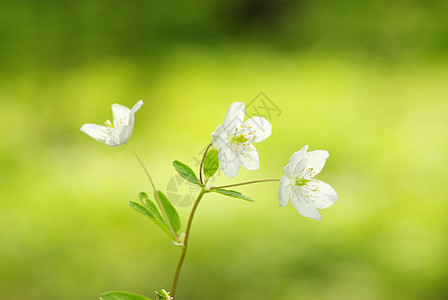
[171,189,206,299]
[170,178,280,298]
[127,144,180,243]
[171,143,213,298]
[210,179,280,190]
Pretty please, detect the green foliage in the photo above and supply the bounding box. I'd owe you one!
[139,192,164,224]
[2,19,448,298]
[128,201,177,241]
[155,191,181,235]
[131,191,181,238]
[100,291,152,300]
[173,160,200,185]
[213,189,253,202]
[203,146,219,179]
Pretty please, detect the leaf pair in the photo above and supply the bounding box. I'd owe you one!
[173,146,219,186]
[129,156,220,241]
[129,191,180,241]
[174,158,253,202]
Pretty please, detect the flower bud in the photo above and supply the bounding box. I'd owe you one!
[156,289,173,300]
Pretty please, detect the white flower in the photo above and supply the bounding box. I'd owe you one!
[80,100,143,147]
[211,102,272,178]
[278,145,337,220]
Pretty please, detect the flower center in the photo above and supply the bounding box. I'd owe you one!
[230,134,248,144]
[295,178,311,186]
[105,120,114,129]
[228,124,256,148]
[292,168,320,198]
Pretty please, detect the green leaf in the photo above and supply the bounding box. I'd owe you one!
[128,201,176,240]
[139,192,164,224]
[100,291,153,300]
[213,189,254,202]
[173,160,200,185]
[139,192,149,204]
[155,191,181,234]
[203,146,219,178]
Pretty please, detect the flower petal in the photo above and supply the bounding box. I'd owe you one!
[106,126,131,147]
[131,100,144,114]
[244,117,272,143]
[111,103,131,127]
[310,180,337,209]
[224,102,245,132]
[291,193,322,220]
[127,100,144,130]
[278,176,290,207]
[284,145,309,178]
[237,144,260,170]
[299,150,329,176]
[80,123,110,144]
[211,124,228,149]
[283,164,292,178]
[218,145,239,178]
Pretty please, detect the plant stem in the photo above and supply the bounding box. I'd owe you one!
[171,142,212,298]
[171,145,279,298]
[210,179,280,190]
[127,144,180,243]
[171,189,206,299]
[199,143,213,185]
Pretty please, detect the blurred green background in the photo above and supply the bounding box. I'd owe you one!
[1,0,447,299]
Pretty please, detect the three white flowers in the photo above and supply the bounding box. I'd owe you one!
[81,100,337,220]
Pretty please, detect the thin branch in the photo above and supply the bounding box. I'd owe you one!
[210,179,280,190]
[127,144,180,243]
[171,190,206,298]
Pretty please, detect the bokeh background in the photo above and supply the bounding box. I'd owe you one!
[1,1,447,299]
